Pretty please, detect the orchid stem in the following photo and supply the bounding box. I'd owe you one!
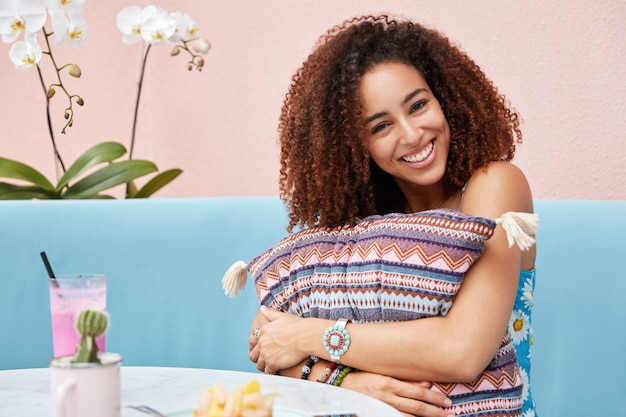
[129,43,152,160]
[36,64,66,175]
[41,28,77,135]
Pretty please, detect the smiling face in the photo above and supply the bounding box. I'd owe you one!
[360,62,451,203]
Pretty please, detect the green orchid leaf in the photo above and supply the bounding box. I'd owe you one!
[0,158,55,191]
[0,182,59,200]
[62,160,158,199]
[132,168,183,198]
[57,142,128,191]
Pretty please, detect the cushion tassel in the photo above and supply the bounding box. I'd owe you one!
[495,212,539,251]
[221,260,248,297]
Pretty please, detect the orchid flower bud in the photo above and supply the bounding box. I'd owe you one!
[47,87,56,99]
[170,45,181,56]
[68,64,82,78]
[76,97,85,106]
[192,38,211,54]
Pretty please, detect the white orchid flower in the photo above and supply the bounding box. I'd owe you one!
[139,5,175,45]
[0,0,47,44]
[50,9,87,47]
[116,5,143,45]
[9,36,42,70]
[43,0,85,13]
[169,11,199,42]
[117,5,175,46]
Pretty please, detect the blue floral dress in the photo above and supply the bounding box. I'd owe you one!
[509,269,538,417]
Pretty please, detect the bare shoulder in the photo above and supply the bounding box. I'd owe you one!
[462,161,534,217]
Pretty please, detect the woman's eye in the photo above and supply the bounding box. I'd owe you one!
[371,123,388,135]
[410,100,427,113]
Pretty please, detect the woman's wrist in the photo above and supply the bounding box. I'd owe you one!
[304,318,338,360]
[281,357,311,378]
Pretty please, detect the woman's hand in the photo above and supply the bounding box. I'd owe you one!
[249,307,313,374]
[341,372,452,417]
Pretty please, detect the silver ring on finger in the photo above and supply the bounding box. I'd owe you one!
[252,327,260,341]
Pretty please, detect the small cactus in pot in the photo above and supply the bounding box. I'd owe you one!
[71,309,108,364]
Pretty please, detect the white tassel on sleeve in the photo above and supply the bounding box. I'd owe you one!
[221,260,248,297]
[495,212,539,251]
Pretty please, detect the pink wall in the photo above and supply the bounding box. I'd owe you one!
[1,0,625,199]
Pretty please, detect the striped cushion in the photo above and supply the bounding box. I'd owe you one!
[249,209,525,416]
[249,209,496,322]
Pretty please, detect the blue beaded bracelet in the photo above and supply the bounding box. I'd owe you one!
[323,318,351,363]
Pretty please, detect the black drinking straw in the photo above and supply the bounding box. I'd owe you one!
[40,251,59,288]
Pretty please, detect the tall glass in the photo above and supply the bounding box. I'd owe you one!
[49,274,107,358]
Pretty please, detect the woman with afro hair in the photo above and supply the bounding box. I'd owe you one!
[248,15,537,417]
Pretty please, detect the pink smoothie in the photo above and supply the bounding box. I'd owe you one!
[49,275,106,358]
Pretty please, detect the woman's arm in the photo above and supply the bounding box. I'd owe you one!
[250,323,453,417]
[251,162,535,382]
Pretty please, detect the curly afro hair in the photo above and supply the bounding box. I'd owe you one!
[278,15,522,232]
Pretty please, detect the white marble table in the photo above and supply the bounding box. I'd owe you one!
[0,366,402,416]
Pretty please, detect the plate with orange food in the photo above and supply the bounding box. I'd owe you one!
[166,406,311,417]
[173,379,312,417]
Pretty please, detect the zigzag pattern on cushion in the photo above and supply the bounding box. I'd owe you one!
[284,241,479,272]
[448,397,523,417]
[250,209,495,276]
[358,215,495,244]
[434,362,521,395]
[270,285,459,321]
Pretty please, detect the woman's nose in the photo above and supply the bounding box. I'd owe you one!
[398,119,423,145]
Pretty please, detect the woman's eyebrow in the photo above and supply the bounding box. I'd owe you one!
[364,88,427,124]
[364,111,386,124]
[403,88,426,105]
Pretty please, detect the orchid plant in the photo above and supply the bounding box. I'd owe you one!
[0,1,210,199]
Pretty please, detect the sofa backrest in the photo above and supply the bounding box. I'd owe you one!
[1,198,625,416]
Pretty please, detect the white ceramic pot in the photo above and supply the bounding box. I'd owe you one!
[50,352,122,417]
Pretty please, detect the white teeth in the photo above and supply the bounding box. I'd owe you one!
[402,142,433,163]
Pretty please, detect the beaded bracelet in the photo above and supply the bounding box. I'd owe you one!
[300,355,319,380]
[316,361,338,383]
[326,364,344,385]
[331,366,353,387]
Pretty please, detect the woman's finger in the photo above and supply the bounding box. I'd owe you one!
[404,382,451,409]
[255,355,265,373]
[248,327,260,352]
[342,372,450,417]
[249,342,260,364]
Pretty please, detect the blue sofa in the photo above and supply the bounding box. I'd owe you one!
[1,198,624,416]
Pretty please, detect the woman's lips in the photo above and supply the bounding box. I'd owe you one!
[402,140,434,163]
